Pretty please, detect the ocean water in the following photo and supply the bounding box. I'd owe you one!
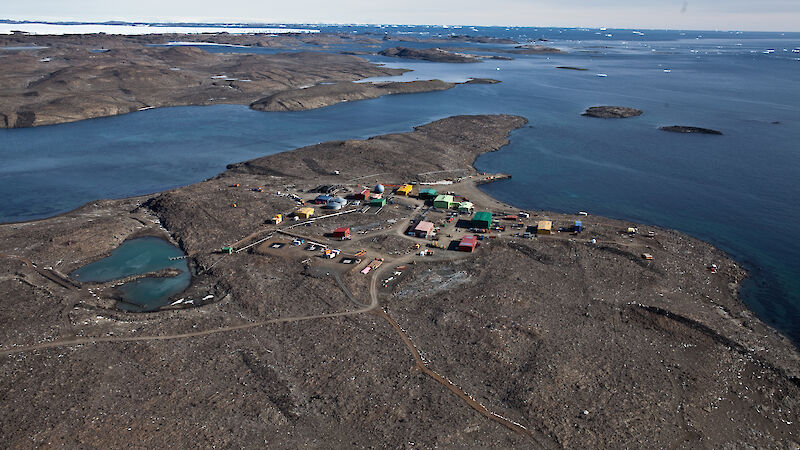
[1,26,799,342]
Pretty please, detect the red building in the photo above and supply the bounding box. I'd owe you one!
[333,227,351,239]
[458,235,478,252]
[356,189,371,200]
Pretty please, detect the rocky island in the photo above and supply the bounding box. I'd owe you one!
[379,46,483,63]
[1,115,797,448]
[582,106,644,118]
[660,125,723,135]
[508,44,564,54]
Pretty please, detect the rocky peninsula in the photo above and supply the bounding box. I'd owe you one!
[250,79,456,112]
[0,44,408,128]
[0,33,525,127]
[0,115,797,448]
[250,78,500,112]
[582,106,643,118]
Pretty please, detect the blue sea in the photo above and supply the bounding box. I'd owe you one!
[1,25,799,343]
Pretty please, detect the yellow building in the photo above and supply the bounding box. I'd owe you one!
[296,207,314,219]
[396,184,413,196]
[537,220,552,235]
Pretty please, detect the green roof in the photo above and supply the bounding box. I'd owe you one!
[434,194,454,203]
[472,211,492,224]
[419,188,438,196]
[370,198,386,206]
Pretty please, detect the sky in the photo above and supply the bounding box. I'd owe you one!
[4,0,799,32]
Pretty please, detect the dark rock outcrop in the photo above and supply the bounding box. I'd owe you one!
[463,78,501,84]
[378,47,481,63]
[660,125,723,135]
[582,106,643,119]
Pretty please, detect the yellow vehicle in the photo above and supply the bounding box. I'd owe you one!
[428,241,444,249]
[271,214,283,224]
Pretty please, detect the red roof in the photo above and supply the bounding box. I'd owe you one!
[459,236,478,247]
[334,227,350,234]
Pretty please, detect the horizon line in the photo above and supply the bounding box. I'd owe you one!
[1,18,798,34]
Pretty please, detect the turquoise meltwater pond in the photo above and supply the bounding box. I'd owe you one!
[71,236,191,309]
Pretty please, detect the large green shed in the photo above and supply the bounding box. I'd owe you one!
[472,211,492,229]
[419,188,438,199]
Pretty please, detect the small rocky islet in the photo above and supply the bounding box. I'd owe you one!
[660,125,723,135]
[582,106,644,118]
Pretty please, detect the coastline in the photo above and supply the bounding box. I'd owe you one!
[1,114,794,353]
[0,32,516,128]
[0,114,794,350]
[1,114,798,447]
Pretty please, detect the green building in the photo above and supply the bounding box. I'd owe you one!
[418,188,438,199]
[433,194,456,209]
[472,211,492,229]
[370,198,387,207]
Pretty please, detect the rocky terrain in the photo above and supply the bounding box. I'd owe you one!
[660,125,723,135]
[505,45,563,54]
[582,106,643,118]
[377,34,518,45]
[0,33,529,127]
[379,46,483,63]
[250,79,456,112]
[0,43,409,128]
[250,78,500,112]
[0,115,798,447]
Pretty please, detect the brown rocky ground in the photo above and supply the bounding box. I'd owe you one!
[0,36,408,128]
[378,46,514,63]
[0,115,798,447]
[251,79,456,112]
[0,32,524,128]
[379,47,483,63]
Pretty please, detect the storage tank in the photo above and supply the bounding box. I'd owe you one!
[326,201,342,210]
[332,197,347,206]
[374,184,385,194]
